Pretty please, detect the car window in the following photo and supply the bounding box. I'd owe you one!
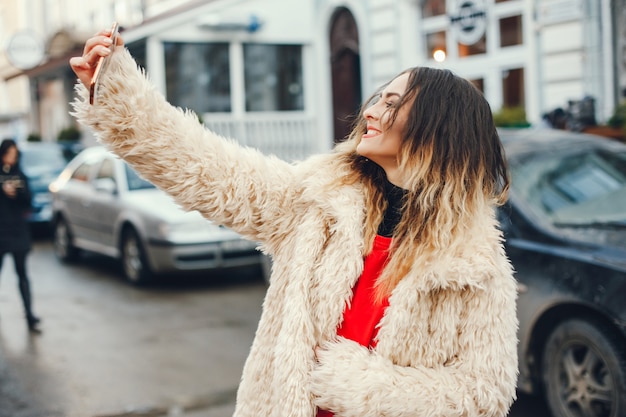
[71,161,96,182]
[124,163,155,191]
[20,147,67,175]
[96,158,116,182]
[510,149,626,226]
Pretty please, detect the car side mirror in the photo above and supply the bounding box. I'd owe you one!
[94,177,117,195]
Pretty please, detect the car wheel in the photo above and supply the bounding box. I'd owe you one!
[53,217,79,262]
[120,227,152,285]
[542,318,626,417]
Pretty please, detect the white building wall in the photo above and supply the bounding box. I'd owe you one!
[0,0,149,141]
[387,0,617,124]
[620,1,626,100]
[0,0,32,140]
[537,6,585,115]
[1,0,622,147]
[366,0,402,88]
[0,1,29,110]
[536,0,615,122]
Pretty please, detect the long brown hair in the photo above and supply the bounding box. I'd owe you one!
[332,66,509,297]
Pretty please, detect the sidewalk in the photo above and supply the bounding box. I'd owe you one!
[93,389,236,417]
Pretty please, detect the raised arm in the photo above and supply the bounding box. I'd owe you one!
[70,30,299,247]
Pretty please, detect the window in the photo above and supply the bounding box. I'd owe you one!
[20,147,66,172]
[96,158,115,181]
[421,0,446,18]
[125,164,155,191]
[510,149,626,225]
[502,68,525,108]
[127,40,147,71]
[164,42,231,114]
[243,44,304,112]
[470,78,484,93]
[500,15,523,47]
[458,35,487,57]
[71,162,93,182]
[426,31,447,61]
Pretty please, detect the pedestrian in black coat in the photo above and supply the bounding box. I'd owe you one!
[0,139,41,332]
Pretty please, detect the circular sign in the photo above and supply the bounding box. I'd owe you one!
[449,0,487,46]
[4,31,45,70]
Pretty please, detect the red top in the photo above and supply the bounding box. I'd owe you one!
[317,235,392,417]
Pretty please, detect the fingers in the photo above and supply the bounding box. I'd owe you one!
[82,35,113,58]
[80,30,124,66]
[69,56,88,71]
[70,26,124,86]
[69,44,110,86]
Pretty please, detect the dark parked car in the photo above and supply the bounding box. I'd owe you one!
[19,141,69,225]
[497,128,626,417]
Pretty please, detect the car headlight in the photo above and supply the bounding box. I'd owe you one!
[157,220,224,243]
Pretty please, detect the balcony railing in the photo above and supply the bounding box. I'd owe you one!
[203,114,318,162]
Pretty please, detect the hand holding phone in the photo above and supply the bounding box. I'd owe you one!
[89,22,119,105]
[1,179,21,198]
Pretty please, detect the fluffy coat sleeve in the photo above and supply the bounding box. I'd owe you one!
[71,47,301,249]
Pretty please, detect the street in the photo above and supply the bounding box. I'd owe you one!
[0,237,552,417]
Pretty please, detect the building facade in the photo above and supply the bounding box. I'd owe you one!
[1,0,624,158]
[0,0,149,141]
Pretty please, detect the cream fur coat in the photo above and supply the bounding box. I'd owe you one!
[72,48,518,417]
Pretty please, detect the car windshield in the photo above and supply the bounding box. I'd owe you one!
[20,147,67,174]
[124,163,156,191]
[510,148,626,227]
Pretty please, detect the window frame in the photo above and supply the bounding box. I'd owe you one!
[242,43,305,113]
[162,40,307,118]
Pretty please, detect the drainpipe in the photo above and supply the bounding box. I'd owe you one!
[581,0,604,121]
[533,0,545,120]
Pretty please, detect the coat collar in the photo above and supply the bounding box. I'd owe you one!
[296,155,502,293]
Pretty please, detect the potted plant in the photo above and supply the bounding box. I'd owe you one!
[57,126,84,161]
[493,106,531,128]
[583,101,625,142]
[26,133,42,142]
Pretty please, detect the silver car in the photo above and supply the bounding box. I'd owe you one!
[49,146,263,284]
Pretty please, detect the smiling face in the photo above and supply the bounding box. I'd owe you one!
[356,72,411,186]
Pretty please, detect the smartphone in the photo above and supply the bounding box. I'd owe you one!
[89,22,119,105]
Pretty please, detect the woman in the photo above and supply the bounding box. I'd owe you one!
[70,29,518,417]
[0,139,41,332]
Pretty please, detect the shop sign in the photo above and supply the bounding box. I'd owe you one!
[449,0,487,46]
[4,31,45,70]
